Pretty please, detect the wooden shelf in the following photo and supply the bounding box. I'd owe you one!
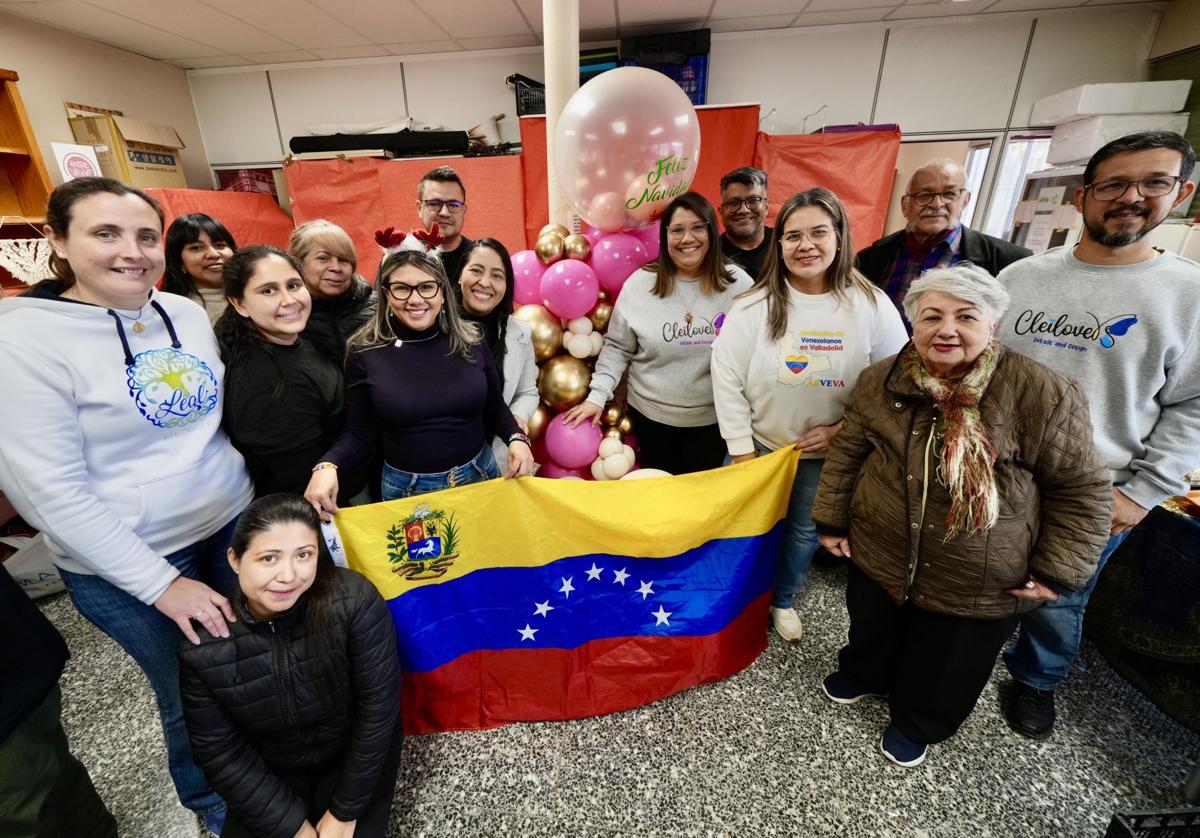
[0,146,31,157]
[0,69,52,222]
[0,215,44,225]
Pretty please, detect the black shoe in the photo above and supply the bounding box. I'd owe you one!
[1005,681,1056,740]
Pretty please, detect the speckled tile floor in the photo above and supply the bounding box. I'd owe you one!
[42,560,1199,838]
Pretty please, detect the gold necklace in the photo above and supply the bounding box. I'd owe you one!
[111,306,147,333]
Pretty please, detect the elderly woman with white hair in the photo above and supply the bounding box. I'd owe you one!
[810,262,1112,768]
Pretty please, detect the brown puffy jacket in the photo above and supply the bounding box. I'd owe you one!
[812,345,1112,619]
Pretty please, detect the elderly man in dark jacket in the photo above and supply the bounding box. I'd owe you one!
[812,263,1111,768]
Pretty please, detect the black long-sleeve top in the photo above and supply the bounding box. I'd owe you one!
[322,323,520,474]
[0,562,69,742]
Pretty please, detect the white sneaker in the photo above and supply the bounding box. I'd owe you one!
[770,607,803,643]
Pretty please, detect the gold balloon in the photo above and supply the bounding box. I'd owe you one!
[603,427,624,441]
[589,301,613,333]
[539,223,571,241]
[538,355,591,411]
[597,290,610,302]
[617,415,634,435]
[563,233,592,262]
[534,233,565,266]
[513,304,563,362]
[601,403,623,427]
[526,404,551,442]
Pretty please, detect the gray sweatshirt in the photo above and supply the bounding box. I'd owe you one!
[587,265,753,426]
[996,246,1200,508]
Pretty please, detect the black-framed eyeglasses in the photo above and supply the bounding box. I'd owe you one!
[907,189,965,207]
[720,196,767,211]
[420,199,465,213]
[386,280,440,301]
[1085,175,1182,202]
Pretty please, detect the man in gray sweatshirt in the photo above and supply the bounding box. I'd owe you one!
[995,130,1200,739]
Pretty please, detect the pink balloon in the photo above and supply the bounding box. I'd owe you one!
[540,461,591,480]
[629,221,661,262]
[512,250,548,306]
[590,234,648,298]
[555,67,701,232]
[581,223,605,246]
[540,260,600,320]
[543,414,602,469]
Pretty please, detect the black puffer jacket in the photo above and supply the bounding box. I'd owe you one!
[305,275,377,362]
[179,568,401,838]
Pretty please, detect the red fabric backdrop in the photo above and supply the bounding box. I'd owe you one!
[752,129,901,247]
[283,156,527,281]
[147,188,294,250]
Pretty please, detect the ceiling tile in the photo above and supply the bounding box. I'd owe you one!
[983,0,1084,9]
[381,40,463,55]
[84,0,298,53]
[581,28,620,42]
[514,0,618,31]
[242,50,324,64]
[415,0,534,38]
[618,0,709,26]
[709,14,798,31]
[806,0,895,10]
[3,0,227,58]
[197,0,371,49]
[171,55,253,68]
[307,0,451,43]
[311,45,392,59]
[793,6,896,24]
[885,0,996,17]
[620,20,707,37]
[710,0,809,16]
[457,34,540,49]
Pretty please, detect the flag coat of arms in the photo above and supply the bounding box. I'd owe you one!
[335,448,800,734]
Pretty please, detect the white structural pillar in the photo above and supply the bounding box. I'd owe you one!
[543,0,580,228]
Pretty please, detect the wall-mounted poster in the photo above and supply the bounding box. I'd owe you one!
[1009,165,1084,254]
[51,142,102,182]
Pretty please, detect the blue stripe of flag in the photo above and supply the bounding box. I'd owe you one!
[389,523,783,672]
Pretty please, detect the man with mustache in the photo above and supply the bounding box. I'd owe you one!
[857,159,1030,326]
[717,167,772,281]
[995,131,1200,740]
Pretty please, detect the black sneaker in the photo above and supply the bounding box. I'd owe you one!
[1005,681,1056,740]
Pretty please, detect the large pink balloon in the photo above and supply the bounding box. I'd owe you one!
[540,260,600,320]
[630,222,661,262]
[543,414,602,469]
[555,67,701,232]
[540,461,591,480]
[590,234,648,298]
[512,250,547,306]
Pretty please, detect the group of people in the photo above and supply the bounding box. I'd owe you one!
[0,130,1197,836]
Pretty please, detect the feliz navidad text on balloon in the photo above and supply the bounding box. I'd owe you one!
[626,152,691,212]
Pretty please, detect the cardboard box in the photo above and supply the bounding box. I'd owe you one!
[1046,112,1190,165]
[68,114,187,188]
[1032,80,1192,127]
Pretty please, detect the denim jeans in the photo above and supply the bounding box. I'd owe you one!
[381,445,500,501]
[1002,530,1129,691]
[773,455,825,609]
[57,515,240,818]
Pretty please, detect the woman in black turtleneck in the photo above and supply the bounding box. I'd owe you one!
[304,248,535,516]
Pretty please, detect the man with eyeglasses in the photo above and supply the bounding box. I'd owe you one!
[995,131,1200,741]
[717,167,772,280]
[857,159,1030,323]
[417,165,473,286]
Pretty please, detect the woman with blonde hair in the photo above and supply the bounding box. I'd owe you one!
[288,220,375,360]
[711,188,907,643]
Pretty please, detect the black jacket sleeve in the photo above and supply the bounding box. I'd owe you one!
[328,573,402,820]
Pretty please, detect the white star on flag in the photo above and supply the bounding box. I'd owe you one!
[636,580,655,600]
[559,577,575,597]
[534,600,554,617]
[585,563,603,581]
[613,568,630,586]
[518,624,538,641]
[652,605,672,626]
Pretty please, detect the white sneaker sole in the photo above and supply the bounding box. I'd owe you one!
[821,683,885,705]
[880,737,927,768]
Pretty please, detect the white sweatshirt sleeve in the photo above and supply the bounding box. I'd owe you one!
[868,288,910,361]
[0,345,180,604]
[586,298,638,408]
[710,299,761,457]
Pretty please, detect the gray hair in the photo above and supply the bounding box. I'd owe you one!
[907,158,967,192]
[902,262,1010,325]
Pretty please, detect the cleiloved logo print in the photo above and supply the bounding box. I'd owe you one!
[1013,309,1138,352]
[126,348,218,428]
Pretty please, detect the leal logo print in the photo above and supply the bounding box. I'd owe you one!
[1013,310,1139,349]
[388,503,461,581]
[126,348,218,428]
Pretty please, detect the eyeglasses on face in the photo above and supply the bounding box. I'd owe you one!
[907,189,965,207]
[386,280,441,301]
[667,222,710,239]
[720,196,767,211]
[420,199,465,213]
[781,226,834,246]
[1085,175,1182,201]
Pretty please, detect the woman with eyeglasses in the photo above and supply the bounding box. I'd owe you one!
[564,192,752,475]
[304,244,534,517]
[288,220,377,361]
[711,188,907,644]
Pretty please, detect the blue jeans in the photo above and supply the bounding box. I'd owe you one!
[58,516,240,818]
[381,445,500,501]
[773,457,825,609]
[1003,530,1129,691]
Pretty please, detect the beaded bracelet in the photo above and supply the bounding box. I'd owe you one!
[507,432,531,447]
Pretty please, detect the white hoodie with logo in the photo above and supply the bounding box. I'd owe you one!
[0,288,252,604]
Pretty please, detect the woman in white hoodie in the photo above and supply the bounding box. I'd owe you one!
[0,177,253,835]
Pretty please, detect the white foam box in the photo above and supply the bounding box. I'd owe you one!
[1046,112,1191,165]
[1032,80,1192,126]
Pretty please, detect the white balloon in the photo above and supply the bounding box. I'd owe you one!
[620,468,673,480]
[598,438,623,459]
[622,444,635,463]
[602,454,631,480]
[588,331,604,355]
[567,317,594,336]
[567,338,591,359]
[590,458,607,481]
[560,331,575,349]
[560,476,585,480]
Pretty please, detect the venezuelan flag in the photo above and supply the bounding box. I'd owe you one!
[335,447,799,734]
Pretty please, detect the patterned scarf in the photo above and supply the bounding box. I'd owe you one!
[903,341,1001,540]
